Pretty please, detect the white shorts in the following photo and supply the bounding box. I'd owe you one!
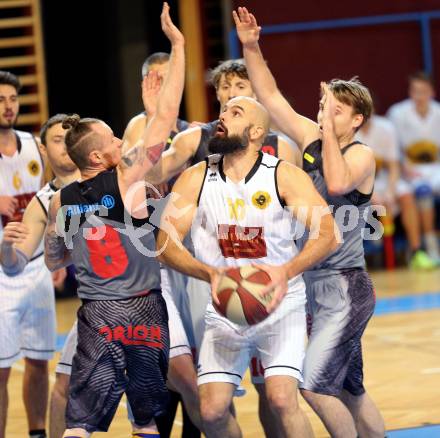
[161,268,192,359]
[56,320,77,375]
[408,163,440,193]
[374,172,412,199]
[0,256,56,368]
[197,290,307,387]
[186,276,211,355]
[55,273,192,376]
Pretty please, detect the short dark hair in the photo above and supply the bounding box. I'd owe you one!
[0,70,21,93]
[141,52,170,77]
[40,113,68,146]
[409,71,435,88]
[327,77,373,130]
[62,114,102,170]
[208,59,249,90]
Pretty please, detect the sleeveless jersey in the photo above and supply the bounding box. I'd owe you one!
[191,120,279,165]
[60,169,161,300]
[191,152,304,294]
[0,130,43,239]
[301,140,372,270]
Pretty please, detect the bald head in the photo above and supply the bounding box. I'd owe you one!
[226,96,270,145]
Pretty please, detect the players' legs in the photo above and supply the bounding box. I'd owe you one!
[23,358,49,431]
[265,376,313,438]
[50,373,70,438]
[0,367,11,438]
[398,193,422,252]
[301,270,376,438]
[301,389,356,438]
[167,354,202,431]
[199,383,240,438]
[340,390,385,438]
[50,321,77,438]
[253,383,282,437]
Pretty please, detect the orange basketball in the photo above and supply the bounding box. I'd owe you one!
[214,265,273,326]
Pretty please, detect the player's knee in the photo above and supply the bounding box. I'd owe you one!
[266,388,298,415]
[200,396,229,426]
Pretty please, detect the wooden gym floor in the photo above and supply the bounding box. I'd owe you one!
[5,268,440,437]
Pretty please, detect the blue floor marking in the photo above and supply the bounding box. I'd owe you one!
[374,291,440,315]
[388,424,440,437]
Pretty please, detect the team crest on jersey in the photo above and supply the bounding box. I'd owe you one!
[12,171,22,190]
[28,159,40,176]
[252,191,271,210]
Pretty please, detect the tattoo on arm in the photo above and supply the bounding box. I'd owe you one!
[45,228,67,265]
[121,142,165,168]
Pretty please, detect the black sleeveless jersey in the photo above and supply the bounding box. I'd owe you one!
[60,169,161,300]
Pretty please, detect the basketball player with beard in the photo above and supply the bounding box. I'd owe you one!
[157,95,338,438]
[234,6,385,437]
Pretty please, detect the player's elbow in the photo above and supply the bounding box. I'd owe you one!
[327,182,349,197]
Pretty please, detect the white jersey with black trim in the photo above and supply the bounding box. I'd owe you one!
[191,152,305,300]
[0,130,43,244]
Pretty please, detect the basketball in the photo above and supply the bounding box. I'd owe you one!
[214,265,273,326]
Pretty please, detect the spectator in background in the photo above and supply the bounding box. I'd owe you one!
[387,72,440,262]
[356,113,436,269]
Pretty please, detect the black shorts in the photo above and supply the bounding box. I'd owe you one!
[66,291,169,432]
[301,268,375,397]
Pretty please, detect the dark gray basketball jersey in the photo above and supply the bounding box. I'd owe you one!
[300,140,372,270]
[60,169,161,300]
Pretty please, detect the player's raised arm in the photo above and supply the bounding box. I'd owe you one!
[44,191,72,271]
[150,127,201,184]
[233,6,319,150]
[118,2,185,184]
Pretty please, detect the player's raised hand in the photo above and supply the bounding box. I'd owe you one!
[142,70,161,115]
[2,222,29,245]
[233,7,261,47]
[253,263,288,313]
[161,2,185,47]
[320,82,336,132]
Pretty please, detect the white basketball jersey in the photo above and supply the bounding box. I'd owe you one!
[0,130,43,242]
[387,99,440,163]
[191,152,304,296]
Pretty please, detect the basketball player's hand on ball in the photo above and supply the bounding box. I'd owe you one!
[2,221,29,246]
[253,263,288,313]
[161,2,185,47]
[320,82,336,133]
[209,267,227,306]
[142,71,161,116]
[233,7,261,47]
[0,196,18,218]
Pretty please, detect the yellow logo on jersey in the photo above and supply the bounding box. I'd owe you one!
[12,171,22,190]
[304,152,315,163]
[227,198,246,220]
[406,140,438,163]
[28,160,40,176]
[252,191,271,210]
